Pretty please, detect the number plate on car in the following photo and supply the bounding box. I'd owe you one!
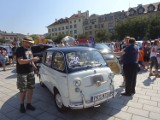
[92,91,109,102]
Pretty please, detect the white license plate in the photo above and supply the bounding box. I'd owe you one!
[92,92,109,102]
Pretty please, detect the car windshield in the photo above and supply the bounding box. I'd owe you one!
[66,50,106,69]
[94,44,112,53]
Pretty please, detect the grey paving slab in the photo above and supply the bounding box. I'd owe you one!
[0,66,160,120]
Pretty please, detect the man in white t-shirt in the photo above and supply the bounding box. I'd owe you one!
[149,40,160,77]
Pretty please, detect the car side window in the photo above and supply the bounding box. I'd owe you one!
[52,52,65,71]
[44,51,52,67]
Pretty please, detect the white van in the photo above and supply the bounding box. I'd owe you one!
[39,47,115,112]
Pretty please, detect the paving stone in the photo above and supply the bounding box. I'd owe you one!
[138,98,158,107]
[127,107,149,117]
[151,96,160,102]
[149,112,160,120]
[110,109,132,120]
[1,65,159,120]
[134,94,150,100]
[132,115,152,120]
[143,104,160,114]
[36,112,57,120]
[126,101,143,109]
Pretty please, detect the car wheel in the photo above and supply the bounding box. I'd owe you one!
[54,91,67,112]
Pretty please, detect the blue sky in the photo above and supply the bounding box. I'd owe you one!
[0,0,159,35]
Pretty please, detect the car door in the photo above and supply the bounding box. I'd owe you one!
[49,51,69,98]
[40,51,53,88]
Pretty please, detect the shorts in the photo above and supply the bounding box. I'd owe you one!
[0,57,7,65]
[144,56,150,62]
[150,57,158,69]
[17,72,35,91]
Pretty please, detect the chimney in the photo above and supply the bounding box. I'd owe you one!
[55,19,57,22]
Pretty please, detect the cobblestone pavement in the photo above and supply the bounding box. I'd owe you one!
[0,66,160,120]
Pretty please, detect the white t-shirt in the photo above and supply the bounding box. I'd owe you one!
[150,45,158,58]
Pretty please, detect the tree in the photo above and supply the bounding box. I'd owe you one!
[53,34,66,43]
[0,39,5,44]
[77,34,87,39]
[115,14,160,40]
[95,30,108,42]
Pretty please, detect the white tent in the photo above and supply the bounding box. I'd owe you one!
[61,36,75,46]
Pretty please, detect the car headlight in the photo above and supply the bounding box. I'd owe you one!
[74,80,81,87]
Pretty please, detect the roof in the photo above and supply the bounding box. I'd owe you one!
[47,46,96,53]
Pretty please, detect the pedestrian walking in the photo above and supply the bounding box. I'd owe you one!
[0,48,8,71]
[149,40,160,77]
[121,37,138,96]
[16,36,39,113]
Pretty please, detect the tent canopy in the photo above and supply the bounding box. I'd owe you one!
[61,36,75,45]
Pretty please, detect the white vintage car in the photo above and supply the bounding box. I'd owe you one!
[39,47,115,112]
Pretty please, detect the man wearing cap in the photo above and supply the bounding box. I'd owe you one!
[16,36,39,113]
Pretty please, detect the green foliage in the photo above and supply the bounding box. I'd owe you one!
[115,14,160,40]
[53,34,66,43]
[0,39,5,43]
[77,34,87,39]
[30,35,38,40]
[45,35,51,39]
[95,30,109,42]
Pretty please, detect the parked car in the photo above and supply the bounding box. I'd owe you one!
[92,43,121,74]
[39,47,115,111]
[31,44,52,72]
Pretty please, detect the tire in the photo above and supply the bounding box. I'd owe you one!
[54,91,67,112]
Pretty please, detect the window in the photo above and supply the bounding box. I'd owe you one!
[70,21,72,24]
[66,26,68,29]
[74,20,76,23]
[101,24,104,28]
[70,31,73,34]
[79,19,81,22]
[95,25,97,28]
[70,25,72,29]
[45,52,52,67]
[52,52,65,71]
[74,30,77,34]
[52,28,54,32]
[89,26,92,29]
[138,8,144,14]
[74,24,77,28]
[62,27,64,30]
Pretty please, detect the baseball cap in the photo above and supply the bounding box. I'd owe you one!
[23,36,34,44]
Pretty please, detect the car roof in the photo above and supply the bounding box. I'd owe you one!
[46,47,96,53]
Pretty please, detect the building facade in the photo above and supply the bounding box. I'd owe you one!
[47,10,89,38]
[47,2,160,39]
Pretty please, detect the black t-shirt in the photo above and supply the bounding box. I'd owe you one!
[16,46,33,74]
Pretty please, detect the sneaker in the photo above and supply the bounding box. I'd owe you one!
[26,104,36,111]
[20,104,26,113]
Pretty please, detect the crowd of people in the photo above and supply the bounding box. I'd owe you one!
[0,45,17,71]
[1,35,160,113]
[114,36,160,96]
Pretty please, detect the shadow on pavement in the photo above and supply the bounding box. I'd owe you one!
[0,83,132,120]
[143,77,156,86]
